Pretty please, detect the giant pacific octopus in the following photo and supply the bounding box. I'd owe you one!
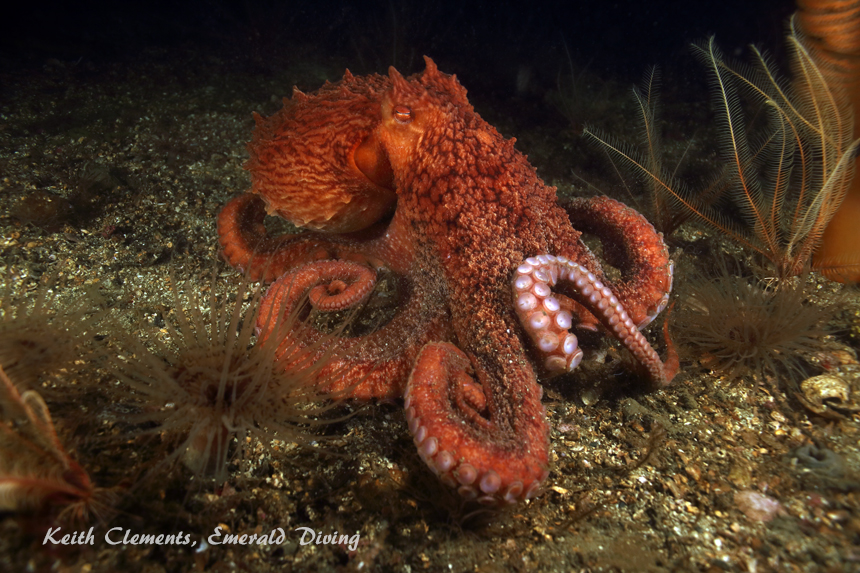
[217,57,677,505]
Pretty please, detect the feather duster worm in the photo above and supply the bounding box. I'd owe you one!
[109,269,368,484]
[675,257,837,386]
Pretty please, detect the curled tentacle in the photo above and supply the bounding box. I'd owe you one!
[257,260,449,400]
[513,255,677,387]
[217,194,395,283]
[218,194,334,282]
[404,342,549,505]
[303,264,377,311]
[562,196,673,329]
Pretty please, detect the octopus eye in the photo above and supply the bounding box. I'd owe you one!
[392,105,413,124]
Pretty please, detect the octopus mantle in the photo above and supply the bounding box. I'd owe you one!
[217,57,677,505]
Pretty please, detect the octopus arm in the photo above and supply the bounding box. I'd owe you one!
[561,196,674,329]
[257,261,450,400]
[404,341,549,505]
[217,193,400,283]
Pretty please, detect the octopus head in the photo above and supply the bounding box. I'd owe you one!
[246,73,397,234]
[377,57,471,187]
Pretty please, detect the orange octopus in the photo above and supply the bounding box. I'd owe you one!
[217,57,677,505]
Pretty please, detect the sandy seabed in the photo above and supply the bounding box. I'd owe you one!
[1,41,859,573]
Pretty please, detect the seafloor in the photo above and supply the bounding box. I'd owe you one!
[2,29,860,573]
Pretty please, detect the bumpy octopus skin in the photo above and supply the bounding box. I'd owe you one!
[217,57,677,505]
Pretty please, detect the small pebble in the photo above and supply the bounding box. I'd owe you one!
[734,490,784,522]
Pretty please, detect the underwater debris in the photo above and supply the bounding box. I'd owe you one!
[796,373,859,419]
[789,442,859,491]
[793,443,845,478]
